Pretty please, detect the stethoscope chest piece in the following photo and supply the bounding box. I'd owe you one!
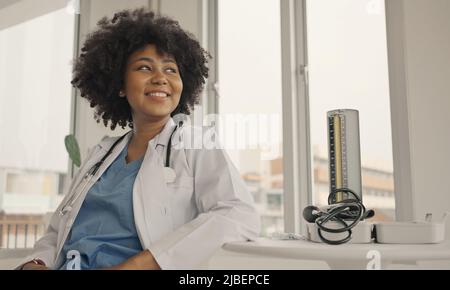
[164,167,176,183]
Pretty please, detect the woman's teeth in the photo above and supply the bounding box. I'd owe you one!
[146,92,168,97]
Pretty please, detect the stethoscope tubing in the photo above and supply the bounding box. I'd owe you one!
[59,124,180,216]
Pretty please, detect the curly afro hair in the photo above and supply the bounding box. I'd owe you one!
[71,8,210,130]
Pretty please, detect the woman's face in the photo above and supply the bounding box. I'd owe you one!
[123,44,183,122]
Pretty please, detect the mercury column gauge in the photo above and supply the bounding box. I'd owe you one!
[327,109,362,203]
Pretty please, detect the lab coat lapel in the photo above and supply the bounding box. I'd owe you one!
[55,132,132,261]
[135,141,174,246]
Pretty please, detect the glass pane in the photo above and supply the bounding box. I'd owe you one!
[218,0,283,236]
[0,8,75,248]
[306,0,395,221]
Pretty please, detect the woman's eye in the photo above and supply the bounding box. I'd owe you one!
[166,67,177,73]
[137,65,177,73]
[138,65,151,71]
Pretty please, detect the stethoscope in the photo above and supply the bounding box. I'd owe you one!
[59,124,180,216]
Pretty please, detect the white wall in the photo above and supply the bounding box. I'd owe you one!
[159,0,202,37]
[403,0,450,222]
[386,0,450,224]
[0,0,67,30]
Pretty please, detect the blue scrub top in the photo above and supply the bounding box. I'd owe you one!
[57,142,144,270]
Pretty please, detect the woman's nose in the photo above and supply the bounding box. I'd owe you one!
[151,71,168,85]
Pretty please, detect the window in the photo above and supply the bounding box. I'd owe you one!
[0,7,76,248]
[217,0,283,236]
[306,0,395,221]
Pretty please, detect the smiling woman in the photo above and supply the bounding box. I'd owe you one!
[16,8,260,270]
[124,45,183,126]
[71,8,209,131]
[123,44,185,163]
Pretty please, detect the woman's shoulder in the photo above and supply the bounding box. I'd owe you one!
[98,134,122,148]
[89,134,127,155]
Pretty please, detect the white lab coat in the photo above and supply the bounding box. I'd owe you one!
[16,118,260,269]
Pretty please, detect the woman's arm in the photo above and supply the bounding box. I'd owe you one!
[146,145,261,269]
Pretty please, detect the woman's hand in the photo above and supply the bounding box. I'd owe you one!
[21,262,50,270]
[106,250,161,270]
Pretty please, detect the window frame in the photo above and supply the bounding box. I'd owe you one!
[298,0,414,223]
[201,0,219,116]
[280,0,312,235]
[198,0,416,234]
[384,0,414,221]
[69,4,82,179]
[209,0,312,235]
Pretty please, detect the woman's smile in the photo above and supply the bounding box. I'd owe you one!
[123,44,183,121]
[145,90,171,102]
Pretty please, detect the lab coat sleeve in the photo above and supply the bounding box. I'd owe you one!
[14,144,102,270]
[148,147,261,269]
[14,206,62,269]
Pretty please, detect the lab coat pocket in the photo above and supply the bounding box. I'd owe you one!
[166,175,194,192]
[166,175,195,228]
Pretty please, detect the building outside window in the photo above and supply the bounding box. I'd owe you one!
[0,5,76,248]
[218,0,284,236]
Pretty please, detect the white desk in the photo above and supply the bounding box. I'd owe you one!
[222,238,450,269]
